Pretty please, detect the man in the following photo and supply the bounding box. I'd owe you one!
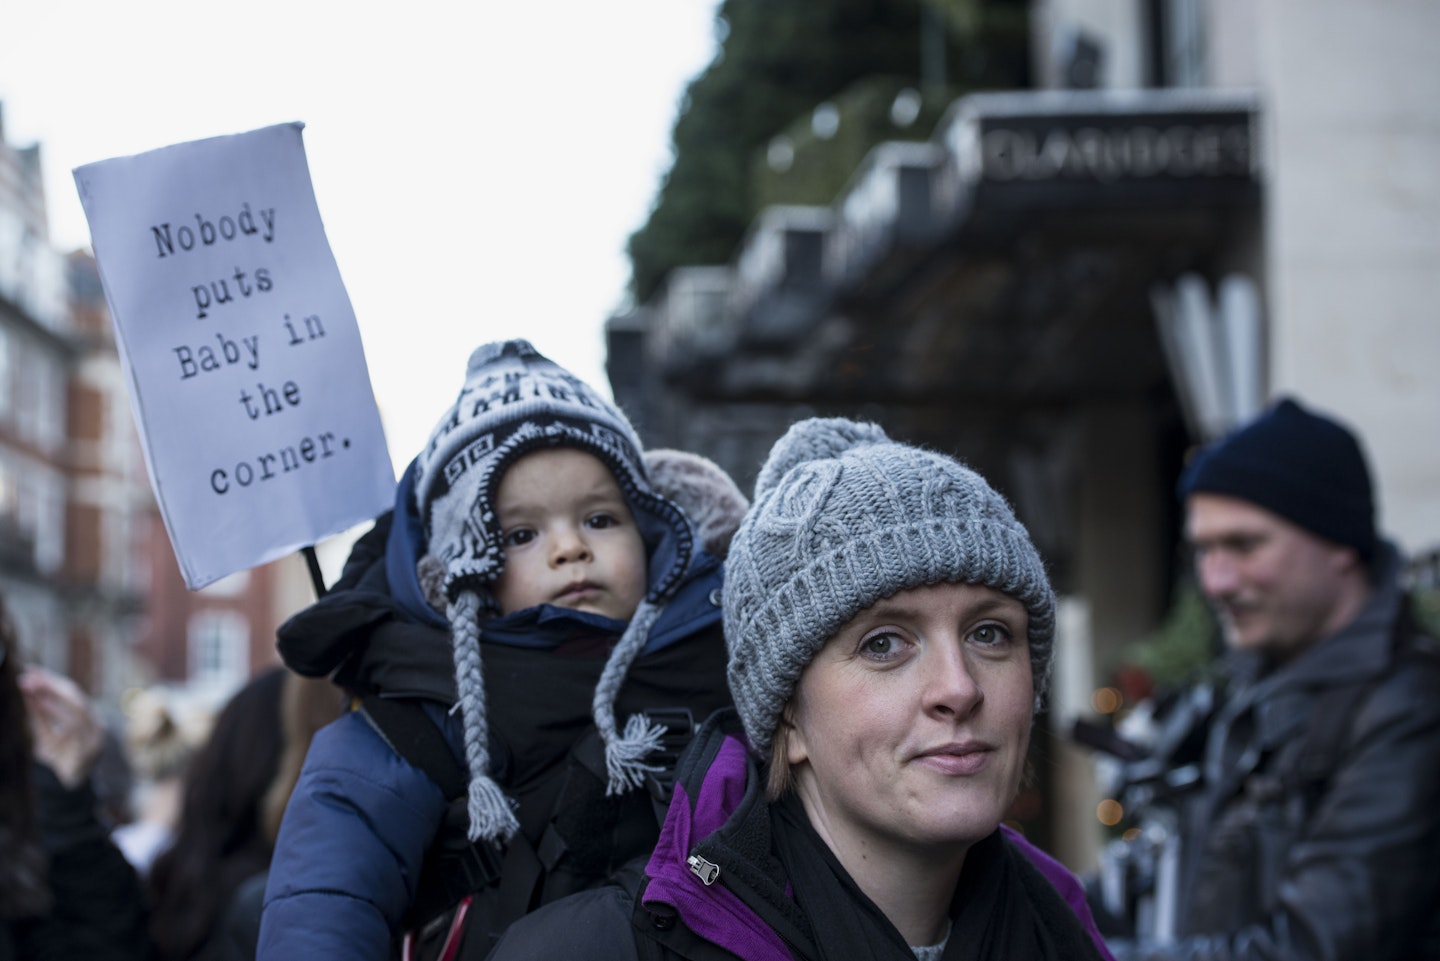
[1124,397,1440,959]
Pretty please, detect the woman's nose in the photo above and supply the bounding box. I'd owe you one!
[926,642,983,718]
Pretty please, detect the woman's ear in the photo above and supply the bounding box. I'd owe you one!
[781,701,808,767]
[765,701,804,802]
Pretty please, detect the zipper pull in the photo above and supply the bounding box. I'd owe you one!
[687,854,721,886]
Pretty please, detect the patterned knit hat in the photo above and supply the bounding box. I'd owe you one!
[723,418,1056,757]
[415,339,694,841]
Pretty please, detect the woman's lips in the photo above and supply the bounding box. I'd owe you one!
[912,743,993,776]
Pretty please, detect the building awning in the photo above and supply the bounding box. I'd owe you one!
[642,87,1262,411]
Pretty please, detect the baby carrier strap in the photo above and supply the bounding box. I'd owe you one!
[359,694,697,961]
[362,694,468,799]
[359,697,502,931]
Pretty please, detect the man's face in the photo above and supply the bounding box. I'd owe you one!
[1185,493,1362,661]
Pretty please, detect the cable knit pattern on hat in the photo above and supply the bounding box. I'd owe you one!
[723,417,1056,757]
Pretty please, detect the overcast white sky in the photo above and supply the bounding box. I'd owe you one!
[0,1,721,476]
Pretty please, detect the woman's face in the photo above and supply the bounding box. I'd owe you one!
[785,581,1033,863]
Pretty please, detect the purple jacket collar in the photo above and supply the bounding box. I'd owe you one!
[642,715,1115,961]
[643,733,792,961]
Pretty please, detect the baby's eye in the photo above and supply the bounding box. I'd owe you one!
[502,528,535,548]
[586,512,620,530]
[969,623,1013,647]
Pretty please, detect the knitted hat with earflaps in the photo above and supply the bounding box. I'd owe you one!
[414,339,695,841]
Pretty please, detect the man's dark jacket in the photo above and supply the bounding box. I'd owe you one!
[1131,544,1440,959]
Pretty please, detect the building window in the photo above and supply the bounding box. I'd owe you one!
[187,610,249,692]
[13,341,39,444]
[33,476,63,575]
[1148,0,1206,87]
[0,325,12,423]
[103,508,136,592]
[0,458,15,524]
[35,355,63,451]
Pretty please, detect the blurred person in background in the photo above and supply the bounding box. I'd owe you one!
[112,692,199,877]
[1115,397,1440,959]
[0,596,152,961]
[146,667,282,961]
[144,666,339,961]
[203,672,339,961]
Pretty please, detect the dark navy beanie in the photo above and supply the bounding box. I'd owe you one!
[1178,396,1376,560]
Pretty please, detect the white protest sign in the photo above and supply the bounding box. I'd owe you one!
[74,122,394,589]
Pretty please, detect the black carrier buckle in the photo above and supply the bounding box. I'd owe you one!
[642,707,696,804]
[449,835,505,897]
[407,798,506,930]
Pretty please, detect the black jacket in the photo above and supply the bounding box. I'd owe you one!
[0,766,151,961]
[489,711,1114,961]
[1127,544,1440,960]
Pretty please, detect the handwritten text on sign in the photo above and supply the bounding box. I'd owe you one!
[74,123,394,589]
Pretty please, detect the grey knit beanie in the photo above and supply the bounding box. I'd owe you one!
[414,339,695,842]
[723,417,1056,757]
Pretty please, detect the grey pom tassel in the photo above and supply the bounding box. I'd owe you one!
[448,590,520,842]
[592,599,667,795]
[416,554,448,612]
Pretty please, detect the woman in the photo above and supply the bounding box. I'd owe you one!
[147,667,337,961]
[0,599,151,961]
[490,417,1113,960]
[146,668,287,961]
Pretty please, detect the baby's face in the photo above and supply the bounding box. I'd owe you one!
[491,448,647,620]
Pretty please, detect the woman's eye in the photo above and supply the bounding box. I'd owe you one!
[502,528,535,547]
[970,623,1012,647]
[859,632,903,659]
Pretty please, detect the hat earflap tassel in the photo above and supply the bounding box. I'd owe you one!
[448,590,520,842]
[593,599,667,795]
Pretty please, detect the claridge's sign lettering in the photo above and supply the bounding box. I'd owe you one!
[976,112,1255,185]
[981,122,1252,182]
[74,123,394,589]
